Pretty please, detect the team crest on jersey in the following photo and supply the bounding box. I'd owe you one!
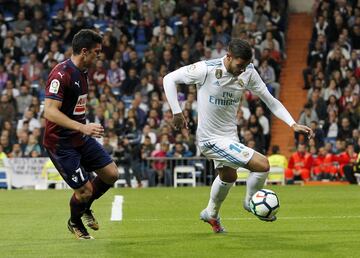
[49,79,60,94]
[215,69,222,79]
[73,94,87,115]
[237,79,245,88]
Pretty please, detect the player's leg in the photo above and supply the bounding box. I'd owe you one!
[200,166,236,233]
[79,138,118,230]
[199,139,251,232]
[285,168,294,183]
[300,168,311,182]
[242,151,269,210]
[46,147,94,239]
[68,181,95,239]
[205,166,237,217]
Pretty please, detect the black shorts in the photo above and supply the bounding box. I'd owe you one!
[46,137,113,189]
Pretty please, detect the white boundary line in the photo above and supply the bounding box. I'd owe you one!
[123,215,360,222]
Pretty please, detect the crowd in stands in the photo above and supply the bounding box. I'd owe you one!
[289,0,360,183]
[0,0,289,186]
[2,0,358,186]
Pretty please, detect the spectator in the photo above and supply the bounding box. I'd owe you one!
[336,141,358,180]
[0,64,8,92]
[10,10,30,36]
[237,0,253,24]
[22,52,43,82]
[20,26,37,56]
[0,95,16,125]
[8,143,23,158]
[285,143,313,183]
[312,146,338,180]
[298,103,319,127]
[24,134,41,157]
[3,36,23,63]
[16,110,41,133]
[106,60,126,96]
[15,85,32,117]
[153,18,173,37]
[337,116,353,141]
[267,145,288,169]
[344,154,360,184]
[322,110,339,144]
[151,142,172,186]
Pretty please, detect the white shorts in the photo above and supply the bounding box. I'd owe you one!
[198,139,255,169]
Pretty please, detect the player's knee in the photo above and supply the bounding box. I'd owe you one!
[78,188,93,202]
[108,171,119,184]
[106,167,119,184]
[218,168,237,183]
[260,159,270,172]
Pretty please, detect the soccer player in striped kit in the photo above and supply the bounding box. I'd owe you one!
[43,29,118,239]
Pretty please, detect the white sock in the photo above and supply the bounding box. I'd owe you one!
[206,175,234,218]
[244,172,269,208]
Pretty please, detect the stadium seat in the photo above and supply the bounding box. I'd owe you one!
[114,166,128,188]
[266,166,285,185]
[235,167,250,185]
[354,174,360,185]
[3,10,14,22]
[173,165,196,187]
[0,165,11,190]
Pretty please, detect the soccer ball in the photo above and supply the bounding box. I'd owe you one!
[250,189,280,219]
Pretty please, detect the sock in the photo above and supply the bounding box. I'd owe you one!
[70,193,87,224]
[244,172,269,208]
[86,176,113,210]
[206,175,234,218]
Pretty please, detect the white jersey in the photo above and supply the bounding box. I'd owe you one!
[163,57,295,143]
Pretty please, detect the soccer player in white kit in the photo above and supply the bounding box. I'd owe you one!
[163,39,312,233]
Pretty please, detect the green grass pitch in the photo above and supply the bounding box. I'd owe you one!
[0,185,360,258]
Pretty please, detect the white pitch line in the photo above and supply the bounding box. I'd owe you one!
[124,215,360,222]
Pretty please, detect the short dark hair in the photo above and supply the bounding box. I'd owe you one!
[228,38,252,60]
[72,29,103,55]
[271,145,280,154]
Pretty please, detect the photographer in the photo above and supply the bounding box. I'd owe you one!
[114,117,143,187]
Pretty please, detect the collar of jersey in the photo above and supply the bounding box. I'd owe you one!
[68,59,88,74]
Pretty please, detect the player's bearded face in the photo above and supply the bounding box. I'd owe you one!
[83,44,102,67]
[228,55,250,76]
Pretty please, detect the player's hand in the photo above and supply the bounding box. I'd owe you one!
[79,123,104,138]
[291,123,313,139]
[172,112,188,131]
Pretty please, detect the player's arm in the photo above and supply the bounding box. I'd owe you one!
[44,99,104,138]
[163,62,206,130]
[247,69,313,138]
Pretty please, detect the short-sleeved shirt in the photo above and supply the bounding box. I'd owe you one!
[43,59,89,151]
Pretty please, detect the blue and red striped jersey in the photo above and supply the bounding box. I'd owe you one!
[43,59,90,150]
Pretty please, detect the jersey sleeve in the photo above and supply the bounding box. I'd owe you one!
[45,69,69,102]
[163,61,207,114]
[246,67,296,127]
[178,61,207,85]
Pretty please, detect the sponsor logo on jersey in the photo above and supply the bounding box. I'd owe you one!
[49,79,60,94]
[215,69,222,79]
[75,81,80,88]
[73,94,87,115]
